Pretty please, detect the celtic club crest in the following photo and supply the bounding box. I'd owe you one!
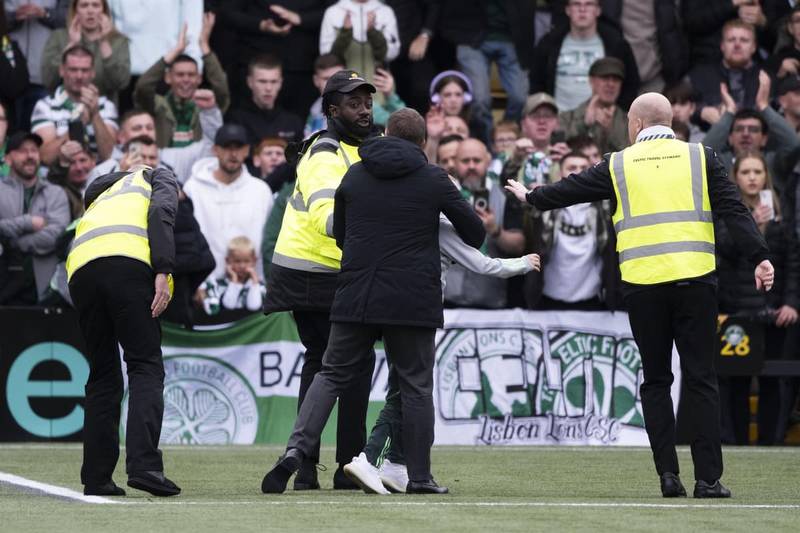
[121,355,259,445]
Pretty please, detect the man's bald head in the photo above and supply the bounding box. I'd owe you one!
[455,138,490,189]
[627,92,674,144]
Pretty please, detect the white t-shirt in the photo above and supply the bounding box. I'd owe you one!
[554,34,605,112]
[542,203,603,302]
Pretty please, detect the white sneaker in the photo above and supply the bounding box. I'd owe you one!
[378,459,408,493]
[343,453,390,495]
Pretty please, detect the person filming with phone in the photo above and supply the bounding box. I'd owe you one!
[714,151,800,447]
[443,138,525,309]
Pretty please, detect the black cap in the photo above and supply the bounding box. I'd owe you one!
[322,70,376,96]
[214,123,250,147]
[777,75,800,96]
[6,131,43,152]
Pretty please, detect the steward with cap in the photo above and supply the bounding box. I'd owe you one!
[263,69,378,490]
[66,165,181,498]
[507,93,774,499]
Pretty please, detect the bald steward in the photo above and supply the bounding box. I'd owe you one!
[627,93,674,145]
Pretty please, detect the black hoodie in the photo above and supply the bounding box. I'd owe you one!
[330,136,485,328]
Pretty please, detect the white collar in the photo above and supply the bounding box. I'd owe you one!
[635,125,676,143]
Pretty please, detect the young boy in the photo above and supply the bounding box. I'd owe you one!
[202,236,266,315]
[253,137,287,180]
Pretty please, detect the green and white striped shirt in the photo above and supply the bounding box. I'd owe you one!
[31,86,118,154]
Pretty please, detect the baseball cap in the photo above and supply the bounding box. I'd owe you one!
[523,93,558,116]
[777,75,800,96]
[589,57,626,79]
[214,123,250,147]
[6,131,43,152]
[322,70,376,96]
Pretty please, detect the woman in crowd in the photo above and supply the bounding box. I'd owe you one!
[40,0,129,102]
[715,151,800,445]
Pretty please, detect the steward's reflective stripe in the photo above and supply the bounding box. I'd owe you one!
[289,191,306,212]
[325,213,334,237]
[271,251,339,273]
[313,138,352,168]
[613,143,710,232]
[307,188,336,206]
[71,224,148,250]
[619,241,715,263]
[288,188,337,213]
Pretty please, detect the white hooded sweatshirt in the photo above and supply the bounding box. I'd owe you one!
[183,157,273,279]
[319,0,401,61]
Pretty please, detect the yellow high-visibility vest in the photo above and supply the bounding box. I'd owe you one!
[272,136,360,273]
[66,169,153,280]
[609,138,716,285]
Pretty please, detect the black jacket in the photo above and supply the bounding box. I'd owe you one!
[437,0,535,69]
[84,168,179,274]
[385,0,441,53]
[220,0,331,73]
[527,144,770,291]
[530,22,640,110]
[599,0,688,85]
[330,136,485,328]
[688,61,762,111]
[0,39,29,131]
[226,99,304,146]
[716,215,800,317]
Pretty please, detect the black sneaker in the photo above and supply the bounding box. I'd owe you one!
[333,464,359,490]
[407,479,449,494]
[293,459,321,491]
[262,448,303,494]
[660,473,687,498]
[693,479,732,498]
[127,471,181,497]
[84,481,126,496]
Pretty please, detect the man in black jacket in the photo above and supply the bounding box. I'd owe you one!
[531,0,639,111]
[219,0,329,119]
[262,108,485,495]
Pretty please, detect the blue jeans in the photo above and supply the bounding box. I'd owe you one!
[457,41,529,140]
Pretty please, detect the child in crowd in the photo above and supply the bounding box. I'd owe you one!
[492,120,520,156]
[202,236,266,315]
[253,137,287,181]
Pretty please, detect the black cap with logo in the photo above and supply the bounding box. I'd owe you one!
[322,70,376,96]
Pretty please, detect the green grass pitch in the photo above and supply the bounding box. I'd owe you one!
[1,445,798,532]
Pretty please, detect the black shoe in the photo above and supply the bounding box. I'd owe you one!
[127,471,181,497]
[262,448,303,494]
[406,479,449,494]
[293,459,321,491]
[84,481,126,496]
[659,473,686,498]
[693,479,731,498]
[333,464,359,490]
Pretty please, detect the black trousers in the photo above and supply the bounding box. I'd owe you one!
[288,322,435,482]
[625,282,723,483]
[293,311,373,464]
[69,257,165,486]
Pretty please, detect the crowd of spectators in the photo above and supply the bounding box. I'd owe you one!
[2,0,800,444]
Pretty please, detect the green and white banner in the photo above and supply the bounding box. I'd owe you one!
[119,310,681,446]
[435,309,680,446]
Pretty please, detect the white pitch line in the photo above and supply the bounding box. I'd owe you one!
[119,500,800,510]
[2,472,797,511]
[0,472,120,504]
